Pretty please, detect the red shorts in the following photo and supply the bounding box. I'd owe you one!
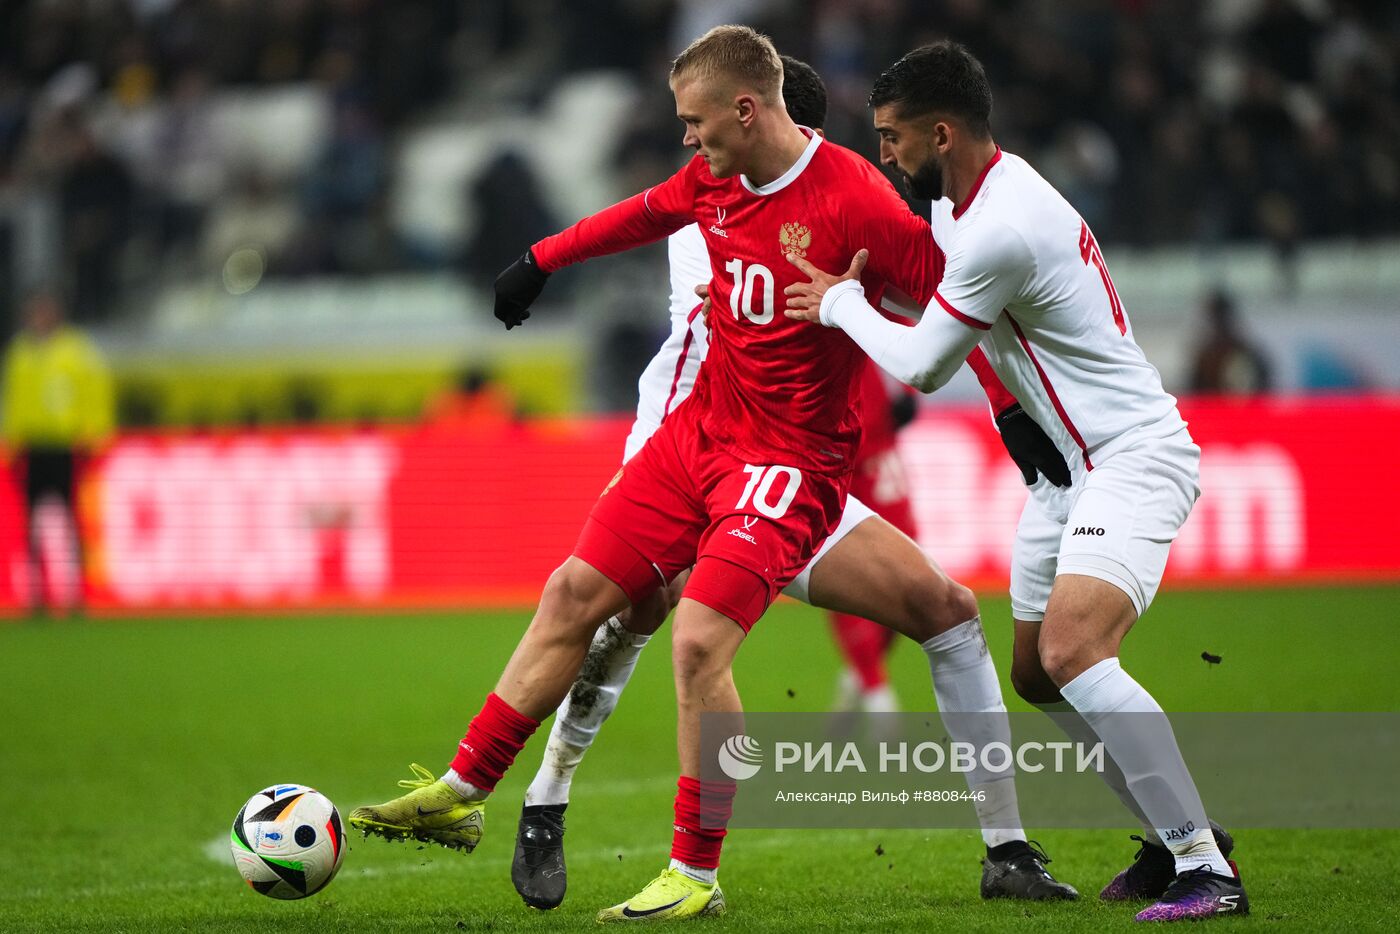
[850,447,917,539]
[574,403,847,631]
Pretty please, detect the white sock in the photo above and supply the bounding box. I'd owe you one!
[1060,658,1230,876]
[440,770,489,800]
[922,618,1027,849]
[970,776,1025,849]
[669,858,717,885]
[523,616,651,807]
[860,683,898,714]
[1034,700,1159,842]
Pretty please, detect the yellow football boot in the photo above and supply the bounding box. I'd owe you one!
[347,763,485,852]
[597,867,726,922]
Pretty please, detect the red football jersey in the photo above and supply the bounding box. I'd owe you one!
[534,132,940,474]
[854,358,907,461]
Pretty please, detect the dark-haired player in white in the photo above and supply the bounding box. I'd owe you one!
[785,40,1246,924]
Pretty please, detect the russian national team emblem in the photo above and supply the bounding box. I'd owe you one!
[778,222,811,258]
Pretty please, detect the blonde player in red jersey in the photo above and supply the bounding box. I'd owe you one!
[785,41,1246,925]
[349,30,1073,921]
[506,56,1076,914]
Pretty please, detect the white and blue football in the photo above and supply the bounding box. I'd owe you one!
[230,784,345,899]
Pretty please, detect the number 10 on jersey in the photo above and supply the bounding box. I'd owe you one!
[736,464,802,518]
[725,259,775,324]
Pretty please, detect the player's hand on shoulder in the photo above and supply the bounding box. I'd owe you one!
[994,403,1072,488]
[494,249,550,330]
[783,249,869,323]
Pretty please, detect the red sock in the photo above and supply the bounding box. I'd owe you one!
[447,693,539,793]
[830,612,893,691]
[670,775,736,870]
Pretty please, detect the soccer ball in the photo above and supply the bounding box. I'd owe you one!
[230,784,346,899]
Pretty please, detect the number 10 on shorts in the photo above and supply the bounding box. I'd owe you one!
[736,464,803,519]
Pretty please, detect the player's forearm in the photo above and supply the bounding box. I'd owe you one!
[531,192,686,273]
[821,281,981,393]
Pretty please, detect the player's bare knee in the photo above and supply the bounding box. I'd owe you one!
[944,580,979,627]
[537,564,586,615]
[538,561,616,636]
[1036,632,1101,688]
[671,628,724,686]
[1011,658,1063,704]
[670,630,709,681]
[912,576,978,640]
[875,559,969,642]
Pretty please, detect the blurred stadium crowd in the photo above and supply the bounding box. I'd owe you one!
[0,0,1396,331]
[0,0,460,324]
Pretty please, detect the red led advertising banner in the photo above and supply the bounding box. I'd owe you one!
[2,398,1396,614]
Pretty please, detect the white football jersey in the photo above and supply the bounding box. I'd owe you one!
[929,149,1186,473]
[622,223,710,462]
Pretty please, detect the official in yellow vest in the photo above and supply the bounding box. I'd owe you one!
[2,290,114,611]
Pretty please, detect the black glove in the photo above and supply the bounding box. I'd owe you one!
[995,403,1071,488]
[888,393,917,431]
[493,249,550,330]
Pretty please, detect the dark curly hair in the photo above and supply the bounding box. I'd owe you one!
[869,41,993,139]
[779,55,827,130]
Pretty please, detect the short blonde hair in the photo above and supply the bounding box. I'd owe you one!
[670,25,782,103]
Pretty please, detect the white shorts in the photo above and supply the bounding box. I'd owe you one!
[1010,428,1200,621]
[781,494,877,604]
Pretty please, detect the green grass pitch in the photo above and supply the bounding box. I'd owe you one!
[2,585,1398,931]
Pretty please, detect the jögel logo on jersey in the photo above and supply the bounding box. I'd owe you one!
[709,206,728,238]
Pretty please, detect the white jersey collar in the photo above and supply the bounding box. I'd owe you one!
[740,128,822,196]
[951,147,1003,220]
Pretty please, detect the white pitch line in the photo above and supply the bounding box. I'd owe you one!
[10,828,844,904]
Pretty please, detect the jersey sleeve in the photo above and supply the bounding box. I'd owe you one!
[843,176,942,306]
[624,305,705,462]
[965,346,1017,414]
[666,224,712,324]
[932,220,1032,329]
[623,225,712,462]
[820,278,985,394]
[839,178,1016,410]
[531,158,700,273]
